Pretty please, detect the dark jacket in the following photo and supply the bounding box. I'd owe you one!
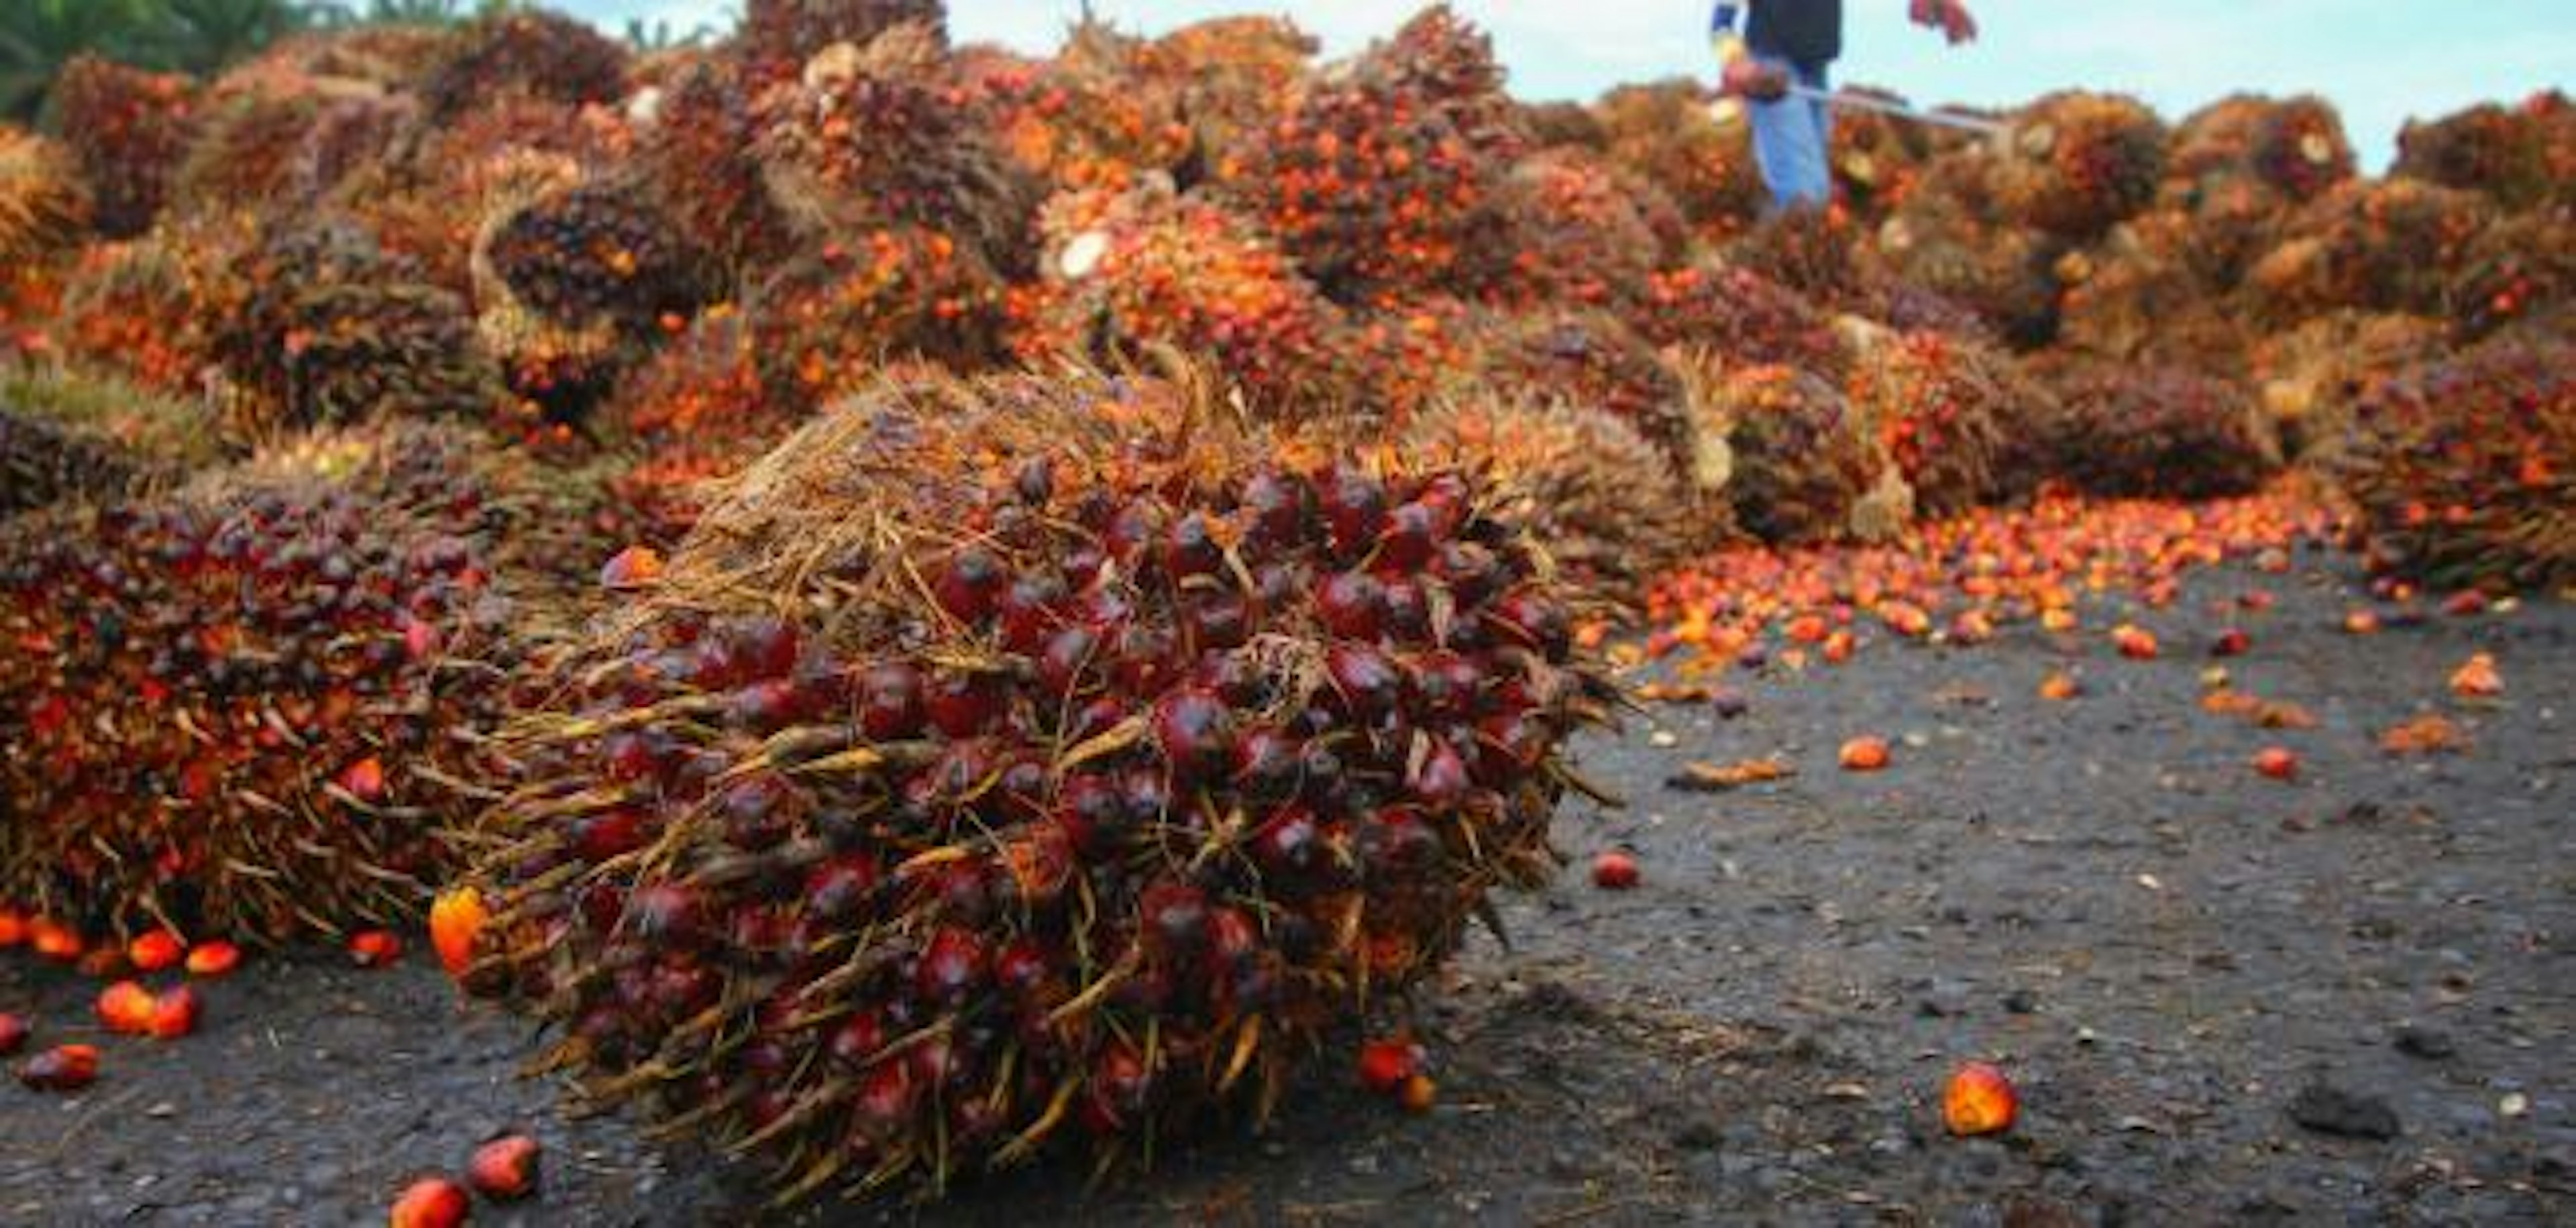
[1713,1,1843,65]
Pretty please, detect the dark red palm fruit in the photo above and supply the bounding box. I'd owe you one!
[1138,881,1209,964]
[1079,1042,1150,1134]
[2211,628,2251,657]
[1118,765,1172,826]
[851,1060,918,1142]
[17,1043,99,1091]
[1376,500,1439,569]
[1316,570,1387,639]
[1356,1036,1419,1094]
[1104,500,1165,569]
[729,616,800,679]
[649,958,717,1016]
[1183,592,1254,652]
[1241,469,1311,547]
[1162,512,1223,580]
[998,572,1069,653]
[926,672,1008,738]
[1436,540,1503,608]
[727,679,808,730]
[915,926,988,1005]
[1051,772,1126,857]
[1036,624,1102,696]
[574,808,651,864]
[991,937,1056,1002]
[1411,651,1485,720]
[802,854,879,922]
[906,1032,969,1091]
[468,1134,542,1201]
[1231,726,1301,799]
[600,730,669,782]
[1414,473,1470,538]
[624,884,704,946]
[1152,687,1235,781]
[1200,905,1260,981]
[718,773,798,851]
[1250,805,1324,880]
[1409,737,1470,807]
[930,860,996,926]
[1381,576,1432,642]
[1473,710,1548,783]
[858,662,927,740]
[1484,588,1570,657]
[1326,642,1403,718]
[934,547,1007,624]
[0,1013,27,1056]
[1319,465,1387,557]
[826,1009,888,1067]
[1108,621,1179,695]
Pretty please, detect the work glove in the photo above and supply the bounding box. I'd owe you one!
[1719,56,1790,103]
[1911,0,1979,46]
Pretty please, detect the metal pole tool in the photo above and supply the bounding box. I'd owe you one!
[1712,87,2004,135]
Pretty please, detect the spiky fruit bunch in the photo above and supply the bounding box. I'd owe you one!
[756,25,1036,274]
[481,177,711,343]
[48,56,200,238]
[1990,92,2167,239]
[1591,80,1765,237]
[214,221,496,435]
[1839,323,2031,515]
[2392,91,2575,213]
[1631,260,1845,372]
[56,216,255,394]
[2167,93,2354,204]
[1476,149,1684,315]
[1693,363,1894,544]
[0,127,91,268]
[2054,210,2249,366]
[1870,172,2068,349]
[968,23,1191,192]
[2019,360,2281,500]
[2341,333,2575,593]
[334,99,619,297]
[1139,16,1316,158]
[741,0,949,89]
[420,9,631,121]
[637,61,795,274]
[0,364,227,520]
[1459,308,1692,471]
[169,87,326,219]
[749,231,1010,408]
[0,423,547,943]
[449,366,1607,1200]
[1214,5,1521,302]
[1403,398,1707,600]
[2243,179,2496,325]
[2448,207,2575,342]
[2249,311,2447,465]
[1010,178,1343,417]
[1727,206,1874,308]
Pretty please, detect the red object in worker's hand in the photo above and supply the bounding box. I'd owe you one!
[1721,58,1789,103]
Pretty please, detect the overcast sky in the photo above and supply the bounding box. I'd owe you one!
[570,1,2575,170]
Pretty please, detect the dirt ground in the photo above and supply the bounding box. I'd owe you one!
[4,549,2570,1226]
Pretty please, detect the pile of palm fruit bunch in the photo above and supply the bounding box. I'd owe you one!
[0,364,229,521]
[2013,359,2283,500]
[1401,397,1709,594]
[1590,79,1766,243]
[443,366,1612,1198]
[46,55,200,239]
[0,422,569,946]
[2339,331,2574,594]
[0,126,91,274]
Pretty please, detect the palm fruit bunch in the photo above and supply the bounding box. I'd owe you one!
[2248,312,2447,465]
[2054,210,2251,367]
[1327,294,1483,424]
[335,98,621,298]
[1591,80,1766,239]
[1137,16,1317,162]
[1631,260,1847,372]
[1401,397,1707,602]
[0,423,552,944]
[1989,91,2168,241]
[756,25,1037,276]
[2447,206,2575,342]
[419,9,632,121]
[1457,307,1693,472]
[1214,5,1523,302]
[55,215,256,394]
[47,56,201,239]
[1870,162,2069,348]
[2165,93,2355,206]
[215,220,497,435]
[1,364,228,520]
[1838,322,2026,516]
[0,127,91,270]
[2243,179,2496,325]
[1827,86,1934,219]
[1477,149,1686,316]
[967,21,1191,193]
[749,231,1010,409]
[1727,206,1875,308]
[1010,177,1343,418]
[2339,332,2575,593]
[2393,91,2575,213]
[740,0,950,89]
[168,85,329,219]
[444,366,1610,1201]
[2017,360,2281,500]
[1686,362,1894,544]
[635,59,797,276]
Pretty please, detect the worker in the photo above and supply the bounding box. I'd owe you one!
[1713,1,1980,211]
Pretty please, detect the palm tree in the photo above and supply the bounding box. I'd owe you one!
[1,0,166,121]
[145,0,316,76]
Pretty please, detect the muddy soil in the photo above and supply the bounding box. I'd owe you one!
[5,551,2571,1226]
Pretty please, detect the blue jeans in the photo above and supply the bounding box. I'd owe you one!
[1749,56,1832,211]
